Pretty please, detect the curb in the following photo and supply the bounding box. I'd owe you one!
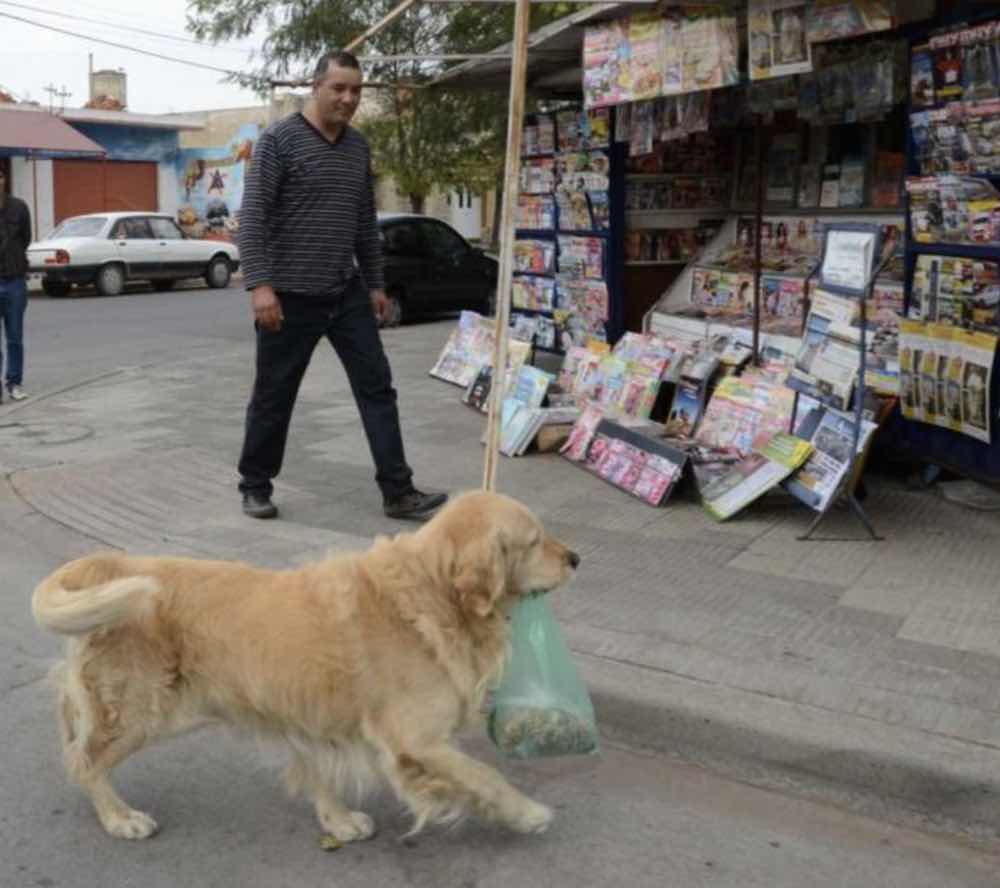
[576,652,1000,846]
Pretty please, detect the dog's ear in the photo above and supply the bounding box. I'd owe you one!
[453,532,506,618]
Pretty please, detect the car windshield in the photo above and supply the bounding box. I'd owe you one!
[49,217,108,239]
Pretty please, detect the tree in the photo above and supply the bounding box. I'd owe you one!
[187,1,579,217]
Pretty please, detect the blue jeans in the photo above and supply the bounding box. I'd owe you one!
[0,276,27,387]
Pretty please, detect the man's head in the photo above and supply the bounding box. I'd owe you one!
[311,50,363,131]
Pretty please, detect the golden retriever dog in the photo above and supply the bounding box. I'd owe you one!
[31,491,580,842]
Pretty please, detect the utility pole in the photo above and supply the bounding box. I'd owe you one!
[43,83,71,112]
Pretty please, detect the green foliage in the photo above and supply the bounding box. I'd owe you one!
[187,1,581,207]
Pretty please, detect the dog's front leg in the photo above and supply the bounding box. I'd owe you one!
[388,743,552,836]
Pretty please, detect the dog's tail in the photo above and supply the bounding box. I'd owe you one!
[32,555,160,636]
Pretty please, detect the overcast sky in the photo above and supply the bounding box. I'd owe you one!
[0,0,282,114]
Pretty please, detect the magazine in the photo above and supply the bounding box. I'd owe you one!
[463,364,494,412]
[513,239,556,275]
[517,195,556,230]
[797,162,822,208]
[900,320,997,444]
[806,0,892,45]
[561,403,606,461]
[558,236,605,280]
[556,191,594,232]
[909,254,1000,330]
[695,375,796,457]
[787,289,862,411]
[579,419,688,507]
[838,157,866,208]
[512,276,556,312]
[429,311,495,387]
[749,0,813,82]
[701,432,814,521]
[782,407,877,511]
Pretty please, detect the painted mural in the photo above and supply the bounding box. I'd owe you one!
[70,122,178,162]
[175,123,258,242]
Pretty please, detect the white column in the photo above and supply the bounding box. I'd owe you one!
[10,156,54,239]
[157,161,180,217]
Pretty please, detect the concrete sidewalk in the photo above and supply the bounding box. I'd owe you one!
[3,319,1000,845]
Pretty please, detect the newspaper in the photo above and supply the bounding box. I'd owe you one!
[783,408,877,511]
[695,375,796,457]
[787,289,861,410]
[900,320,997,444]
[701,433,814,521]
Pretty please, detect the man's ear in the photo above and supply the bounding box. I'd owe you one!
[453,532,505,618]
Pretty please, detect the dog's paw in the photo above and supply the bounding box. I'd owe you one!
[319,809,376,843]
[103,809,159,840]
[509,800,553,835]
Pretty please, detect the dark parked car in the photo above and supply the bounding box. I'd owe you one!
[377,213,497,326]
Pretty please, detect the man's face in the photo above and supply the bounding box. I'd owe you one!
[313,62,362,128]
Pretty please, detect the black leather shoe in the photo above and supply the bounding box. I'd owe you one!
[242,492,278,519]
[383,489,448,521]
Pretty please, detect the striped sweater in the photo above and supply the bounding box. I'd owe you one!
[238,112,385,295]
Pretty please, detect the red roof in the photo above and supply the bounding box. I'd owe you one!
[0,108,105,157]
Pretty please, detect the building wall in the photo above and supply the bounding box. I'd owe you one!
[10,156,54,239]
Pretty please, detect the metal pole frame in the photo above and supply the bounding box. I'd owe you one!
[798,240,897,543]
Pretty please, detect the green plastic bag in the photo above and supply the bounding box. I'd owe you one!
[488,595,599,759]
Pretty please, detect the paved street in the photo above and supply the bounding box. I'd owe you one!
[2,283,1000,885]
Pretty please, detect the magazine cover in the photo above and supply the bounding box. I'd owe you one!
[629,12,664,101]
[512,276,556,312]
[749,0,813,81]
[871,152,904,208]
[665,380,705,438]
[695,376,796,456]
[517,195,556,230]
[463,364,494,413]
[910,44,936,107]
[537,114,556,154]
[806,0,892,45]
[838,157,866,208]
[513,239,556,274]
[701,432,814,521]
[557,191,594,232]
[429,311,495,387]
[797,162,822,207]
[782,408,877,511]
[767,133,800,205]
[558,236,605,280]
[512,365,553,409]
[787,290,861,411]
[561,404,606,461]
[582,18,629,108]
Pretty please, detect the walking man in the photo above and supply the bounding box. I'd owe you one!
[0,167,31,403]
[236,50,446,521]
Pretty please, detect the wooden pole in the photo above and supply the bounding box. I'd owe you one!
[752,115,764,366]
[482,0,531,492]
[345,0,418,52]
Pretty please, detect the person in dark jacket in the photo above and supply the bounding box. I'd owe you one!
[236,50,446,521]
[0,167,32,403]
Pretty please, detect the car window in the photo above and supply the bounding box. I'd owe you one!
[50,217,107,238]
[382,223,422,257]
[149,218,184,240]
[420,222,468,262]
[112,218,153,240]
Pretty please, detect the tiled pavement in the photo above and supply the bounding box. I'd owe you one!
[4,319,1000,841]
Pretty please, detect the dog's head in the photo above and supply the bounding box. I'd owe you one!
[422,491,580,620]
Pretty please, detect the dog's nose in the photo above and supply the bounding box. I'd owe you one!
[568,550,580,569]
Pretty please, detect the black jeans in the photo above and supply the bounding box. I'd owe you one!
[238,277,414,500]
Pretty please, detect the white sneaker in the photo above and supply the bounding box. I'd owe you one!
[8,385,27,401]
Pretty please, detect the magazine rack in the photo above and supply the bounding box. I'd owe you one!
[794,225,896,542]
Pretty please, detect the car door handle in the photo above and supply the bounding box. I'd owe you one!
[117,241,127,246]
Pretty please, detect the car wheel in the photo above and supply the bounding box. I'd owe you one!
[42,280,72,298]
[205,255,231,289]
[95,264,126,297]
[381,292,404,328]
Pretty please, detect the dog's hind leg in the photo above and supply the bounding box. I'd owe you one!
[56,661,159,840]
[285,744,376,843]
[382,741,553,837]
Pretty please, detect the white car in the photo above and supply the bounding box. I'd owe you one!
[28,212,240,297]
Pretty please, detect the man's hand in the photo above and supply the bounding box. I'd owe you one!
[251,285,284,331]
[370,288,391,324]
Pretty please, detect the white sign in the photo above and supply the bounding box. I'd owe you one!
[820,229,876,294]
